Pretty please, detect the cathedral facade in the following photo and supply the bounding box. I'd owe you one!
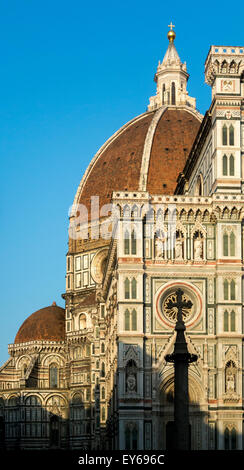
[0,28,244,451]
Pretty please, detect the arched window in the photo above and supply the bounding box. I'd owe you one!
[230,280,236,300]
[230,232,235,256]
[223,233,229,256]
[229,125,234,146]
[101,362,105,378]
[131,309,137,331]
[71,393,84,428]
[25,396,42,438]
[131,278,137,299]
[224,310,229,331]
[101,342,105,353]
[49,364,58,388]
[101,387,105,400]
[224,279,229,300]
[230,310,236,331]
[171,82,176,105]
[124,309,137,331]
[79,313,86,330]
[75,347,82,359]
[162,84,165,105]
[222,125,227,145]
[223,154,228,175]
[123,205,130,218]
[223,231,235,257]
[124,278,130,299]
[124,230,130,255]
[125,309,130,331]
[229,154,235,176]
[131,230,137,255]
[101,407,106,421]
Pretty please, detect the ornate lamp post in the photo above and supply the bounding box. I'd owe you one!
[165,288,197,450]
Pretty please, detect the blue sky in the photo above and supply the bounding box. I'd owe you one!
[0,0,243,363]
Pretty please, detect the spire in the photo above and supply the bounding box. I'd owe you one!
[162,41,181,66]
[162,22,181,65]
[148,25,197,111]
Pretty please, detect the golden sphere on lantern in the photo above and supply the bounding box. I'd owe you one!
[167,29,176,42]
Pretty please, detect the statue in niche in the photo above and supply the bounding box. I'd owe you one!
[155,230,166,258]
[227,373,235,393]
[126,360,137,393]
[126,374,136,392]
[225,361,236,394]
[175,234,183,259]
[194,235,203,260]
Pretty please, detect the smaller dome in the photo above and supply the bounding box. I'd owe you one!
[15,304,65,344]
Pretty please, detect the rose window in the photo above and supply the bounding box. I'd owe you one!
[162,291,194,323]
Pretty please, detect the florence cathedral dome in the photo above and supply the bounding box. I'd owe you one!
[73,29,202,221]
[14,303,65,344]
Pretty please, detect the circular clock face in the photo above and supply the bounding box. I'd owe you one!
[155,282,202,329]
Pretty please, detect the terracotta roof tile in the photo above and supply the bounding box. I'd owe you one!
[14,305,65,344]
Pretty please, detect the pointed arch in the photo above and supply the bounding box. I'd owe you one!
[123,205,131,218]
[125,309,130,331]
[229,154,235,176]
[131,277,137,299]
[223,154,228,175]
[223,279,229,300]
[229,60,236,74]
[223,233,229,256]
[124,277,130,299]
[131,229,137,255]
[222,206,229,219]
[230,231,235,256]
[221,60,228,73]
[229,125,234,146]
[49,364,58,388]
[230,310,236,331]
[230,279,236,300]
[222,125,227,146]
[224,310,229,331]
[171,82,176,105]
[131,309,137,330]
[124,229,130,255]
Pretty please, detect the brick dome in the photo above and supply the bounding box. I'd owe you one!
[74,107,201,219]
[14,304,65,344]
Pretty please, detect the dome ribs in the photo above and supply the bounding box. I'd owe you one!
[147,109,201,194]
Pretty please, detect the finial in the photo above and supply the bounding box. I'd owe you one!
[167,22,176,42]
[52,301,57,306]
